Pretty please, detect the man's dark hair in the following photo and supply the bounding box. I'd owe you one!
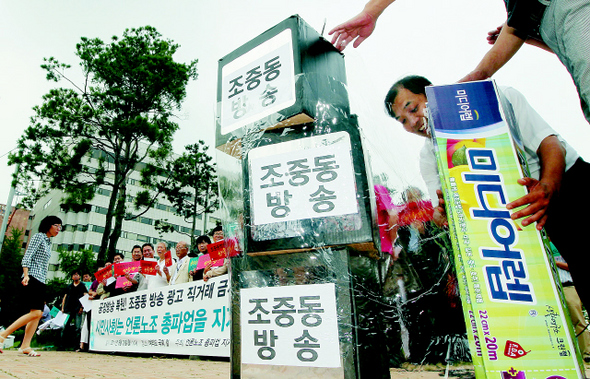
[384,75,432,118]
[113,252,125,260]
[38,215,62,233]
[131,245,142,253]
[141,243,154,251]
[196,235,212,245]
[212,225,223,234]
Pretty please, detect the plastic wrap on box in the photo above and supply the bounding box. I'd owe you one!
[426,80,585,378]
[230,247,389,379]
[216,14,349,158]
[242,115,377,254]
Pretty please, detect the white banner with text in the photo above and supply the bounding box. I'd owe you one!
[90,276,231,356]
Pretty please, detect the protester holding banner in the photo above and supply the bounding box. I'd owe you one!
[169,241,191,285]
[204,227,229,282]
[190,235,212,281]
[154,242,172,285]
[103,253,131,298]
[131,243,163,291]
[0,215,62,356]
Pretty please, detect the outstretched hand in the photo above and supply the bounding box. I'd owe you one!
[487,25,503,45]
[329,11,377,51]
[507,177,558,230]
[432,189,448,228]
[458,70,490,83]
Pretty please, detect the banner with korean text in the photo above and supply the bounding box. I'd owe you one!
[90,276,231,357]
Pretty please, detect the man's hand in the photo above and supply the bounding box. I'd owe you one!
[459,69,490,83]
[329,11,377,51]
[22,274,30,286]
[432,189,448,227]
[507,177,558,230]
[487,25,503,45]
[458,22,525,83]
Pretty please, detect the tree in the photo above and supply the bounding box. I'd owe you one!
[152,141,218,251]
[9,26,198,265]
[56,248,98,278]
[0,228,25,326]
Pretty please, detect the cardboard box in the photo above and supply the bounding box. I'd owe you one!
[242,115,378,255]
[216,15,349,158]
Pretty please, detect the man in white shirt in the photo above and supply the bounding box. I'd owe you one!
[169,241,191,285]
[384,75,590,310]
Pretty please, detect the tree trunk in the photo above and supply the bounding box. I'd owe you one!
[107,181,127,259]
[97,181,119,266]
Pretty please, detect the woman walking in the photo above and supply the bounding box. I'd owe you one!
[0,215,62,356]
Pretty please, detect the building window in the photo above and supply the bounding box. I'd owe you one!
[97,188,111,197]
[93,206,108,215]
[140,217,153,225]
[43,199,52,210]
[92,225,105,233]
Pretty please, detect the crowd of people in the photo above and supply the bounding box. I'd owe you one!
[0,219,230,355]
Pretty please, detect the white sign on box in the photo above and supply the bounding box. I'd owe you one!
[220,29,296,135]
[240,283,341,368]
[249,131,358,225]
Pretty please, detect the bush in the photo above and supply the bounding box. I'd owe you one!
[0,228,25,327]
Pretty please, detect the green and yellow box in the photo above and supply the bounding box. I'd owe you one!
[426,80,584,379]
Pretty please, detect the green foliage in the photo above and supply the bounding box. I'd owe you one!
[150,141,219,247]
[9,26,198,264]
[56,248,98,278]
[45,277,69,306]
[0,228,25,327]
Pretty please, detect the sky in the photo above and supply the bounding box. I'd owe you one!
[1,0,588,208]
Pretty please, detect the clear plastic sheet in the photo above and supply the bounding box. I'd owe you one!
[215,15,472,378]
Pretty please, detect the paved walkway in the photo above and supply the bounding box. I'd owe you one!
[0,350,588,379]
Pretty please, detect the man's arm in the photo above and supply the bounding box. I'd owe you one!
[460,22,525,82]
[506,135,565,229]
[61,293,67,312]
[554,260,569,271]
[487,24,553,53]
[329,0,396,51]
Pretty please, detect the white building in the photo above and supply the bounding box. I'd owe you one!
[28,147,222,280]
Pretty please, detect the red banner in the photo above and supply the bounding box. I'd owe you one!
[140,259,158,276]
[196,253,224,270]
[115,276,133,289]
[164,251,173,267]
[207,240,226,260]
[94,265,113,282]
[113,261,141,276]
